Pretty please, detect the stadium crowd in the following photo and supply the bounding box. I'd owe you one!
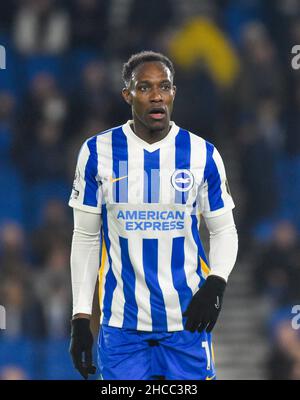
[0,0,300,379]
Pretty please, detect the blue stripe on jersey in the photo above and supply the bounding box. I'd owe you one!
[204,142,224,211]
[119,237,138,329]
[171,237,193,315]
[101,204,117,326]
[83,136,98,207]
[143,239,168,331]
[112,127,128,203]
[143,149,160,203]
[191,203,208,288]
[175,129,191,204]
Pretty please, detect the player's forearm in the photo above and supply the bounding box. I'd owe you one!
[71,229,100,315]
[71,209,102,317]
[205,210,238,282]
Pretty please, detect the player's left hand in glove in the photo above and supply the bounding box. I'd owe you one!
[69,318,97,379]
[183,275,226,333]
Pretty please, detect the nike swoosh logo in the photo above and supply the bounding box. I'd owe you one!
[215,296,220,309]
[206,375,216,380]
[109,175,128,183]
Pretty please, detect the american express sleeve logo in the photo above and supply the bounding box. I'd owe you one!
[71,168,80,200]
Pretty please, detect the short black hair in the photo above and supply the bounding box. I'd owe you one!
[122,50,175,87]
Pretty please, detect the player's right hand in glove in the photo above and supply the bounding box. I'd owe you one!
[69,318,97,379]
[183,275,226,333]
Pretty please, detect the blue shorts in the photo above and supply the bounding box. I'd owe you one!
[97,325,216,380]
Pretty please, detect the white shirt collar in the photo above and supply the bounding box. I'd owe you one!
[122,120,179,152]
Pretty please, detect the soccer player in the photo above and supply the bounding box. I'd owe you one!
[69,51,238,380]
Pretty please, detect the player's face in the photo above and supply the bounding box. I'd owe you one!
[123,62,176,132]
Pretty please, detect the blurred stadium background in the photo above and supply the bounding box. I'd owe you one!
[0,0,300,380]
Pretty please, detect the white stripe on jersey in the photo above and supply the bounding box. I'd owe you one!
[159,134,176,205]
[127,234,152,331]
[189,132,207,193]
[212,147,229,208]
[96,130,112,204]
[127,135,144,205]
[106,211,126,326]
[157,237,183,330]
[184,213,202,294]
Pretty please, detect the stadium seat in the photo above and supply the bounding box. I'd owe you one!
[277,156,300,228]
[0,38,24,98]
[0,167,24,225]
[0,338,36,379]
[24,55,64,89]
[44,339,99,380]
[25,180,70,229]
[62,49,103,91]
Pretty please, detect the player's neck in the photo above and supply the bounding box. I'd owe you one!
[131,121,171,145]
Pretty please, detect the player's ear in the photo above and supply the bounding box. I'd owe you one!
[172,85,177,98]
[122,87,132,106]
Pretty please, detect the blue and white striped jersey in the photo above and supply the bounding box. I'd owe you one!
[69,120,235,332]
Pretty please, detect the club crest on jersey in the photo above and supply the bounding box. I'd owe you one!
[171,169,194,192]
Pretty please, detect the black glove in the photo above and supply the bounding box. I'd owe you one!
[183,275,226,333]
[69,318,97,379]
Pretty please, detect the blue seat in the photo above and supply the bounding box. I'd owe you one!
[0,338,35,379]
[46,338,99,380]
[252,218,277,243]
[277,156,300,228]
[44,339,79,380]
[0,166,24,224]
[24,55,63,89]
[0,336,99,379]
[25,180,70,230]
[0,125,14,164]
[62,49,103,91]
[0,40,23,98]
